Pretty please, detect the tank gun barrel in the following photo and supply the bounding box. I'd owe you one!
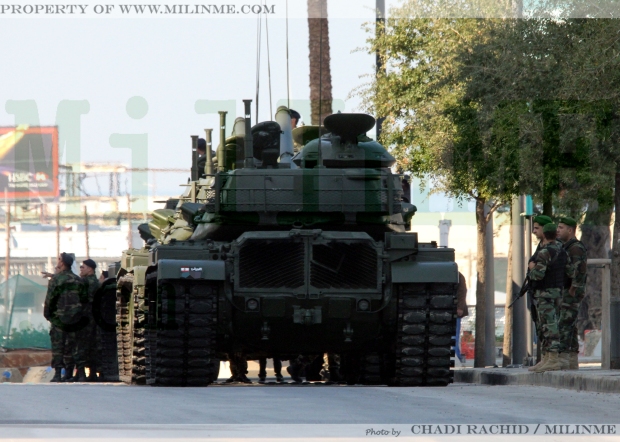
[204,128,214,175]
[217,111,227,172]
[243,99,255,169]
[190,135,199,181]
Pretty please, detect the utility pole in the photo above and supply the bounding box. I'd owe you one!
[56,205,60,259]
[127,194,132,249]
[484,204,496,366]
[3,203,10,340]
[375,0,386,141]
[511,195,528,364]
[84,206,89,258]
[5,204,10,284]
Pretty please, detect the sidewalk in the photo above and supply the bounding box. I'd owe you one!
[454,365,620,394]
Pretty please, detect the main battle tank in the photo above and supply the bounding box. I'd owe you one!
[111,101,459,387]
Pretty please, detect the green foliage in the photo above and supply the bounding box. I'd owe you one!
[357,12,620,219]
[1,325,51,349]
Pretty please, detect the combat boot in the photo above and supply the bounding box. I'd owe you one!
[286,365,303,383]
[76,367,88,382]
[275,373,284,383]
[50,368,63,383]
[528,353,547,372]
[558,353,570,370]
[568,352,579,370]
[86,367,98,382]
[61,365,75,382]
[534,352,562,372]
[236,374,252,384]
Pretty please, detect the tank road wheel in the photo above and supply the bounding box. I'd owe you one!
[394,283,457,386]
[151,280,218,386]
[93,278,119,382]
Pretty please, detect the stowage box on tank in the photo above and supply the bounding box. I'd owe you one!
[109,102,459,387]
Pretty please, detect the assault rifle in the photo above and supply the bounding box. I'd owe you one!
[508,274,531,309]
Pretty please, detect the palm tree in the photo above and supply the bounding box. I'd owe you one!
[307,0,332,125]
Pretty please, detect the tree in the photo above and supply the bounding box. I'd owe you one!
[358,8,620,365]
[358,17,521,366]
[307,0,333,124]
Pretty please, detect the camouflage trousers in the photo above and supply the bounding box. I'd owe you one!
[559,288,586,353]
[229,353,248,376]
[50,325,88,369]
[534,289,562,353]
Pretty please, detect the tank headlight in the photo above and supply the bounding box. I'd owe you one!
[357,299,370,311]
[247,298,259,311]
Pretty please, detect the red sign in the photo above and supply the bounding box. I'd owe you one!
[0,126,59,199]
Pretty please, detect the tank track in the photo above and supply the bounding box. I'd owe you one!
[394,283,457,386]
[132,280,147,385]
[116,274,133,383]
[115,273,148,385]
[150,280,218,386]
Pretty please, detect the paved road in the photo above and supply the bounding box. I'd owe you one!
[1,382,619,425]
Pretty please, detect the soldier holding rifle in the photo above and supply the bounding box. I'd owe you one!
[527,223,567,373]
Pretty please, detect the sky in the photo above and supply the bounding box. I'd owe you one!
[0,0,395,196]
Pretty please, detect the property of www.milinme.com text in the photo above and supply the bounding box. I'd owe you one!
[0,4,276,15]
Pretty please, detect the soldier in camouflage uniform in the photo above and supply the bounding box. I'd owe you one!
[528,223,567,372]
[79,259,100,381]
[527,215,553,372]
[43,253,89,382]
[557,217,587,370]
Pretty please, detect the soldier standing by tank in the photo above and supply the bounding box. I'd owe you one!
[527,223,567,372]
[258,357,284,383]
[556,217,587,370]
[225,352,251,383]
[79,259,100,381]
[526,215,553,371]
[43,253,89,382]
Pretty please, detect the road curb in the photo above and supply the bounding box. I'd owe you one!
[455,368,620,393]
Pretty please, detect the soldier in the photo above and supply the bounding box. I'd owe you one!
[527,214,553,372]
[527,223,567,372]
[43,253,89,382]
[196,138,207,177]
[79,259,100,381]
[258,357,284,383]
[225,353,251,384]
[289,109,301,129]
[556,217,587,370]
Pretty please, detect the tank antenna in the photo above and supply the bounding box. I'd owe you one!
[286,0,290,108]
[243,99,255,169]
[265,3,273,119]
[255,12,262,121]
[204,128,214,175]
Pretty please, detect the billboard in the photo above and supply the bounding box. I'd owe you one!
[0,126,58,200]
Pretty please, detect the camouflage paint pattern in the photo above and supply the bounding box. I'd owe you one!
[530,241,564,353]
[560,239,588,353]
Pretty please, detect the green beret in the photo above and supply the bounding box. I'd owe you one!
[558,216,577,227]
[533,215,553,226]
[543,223,557,233]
